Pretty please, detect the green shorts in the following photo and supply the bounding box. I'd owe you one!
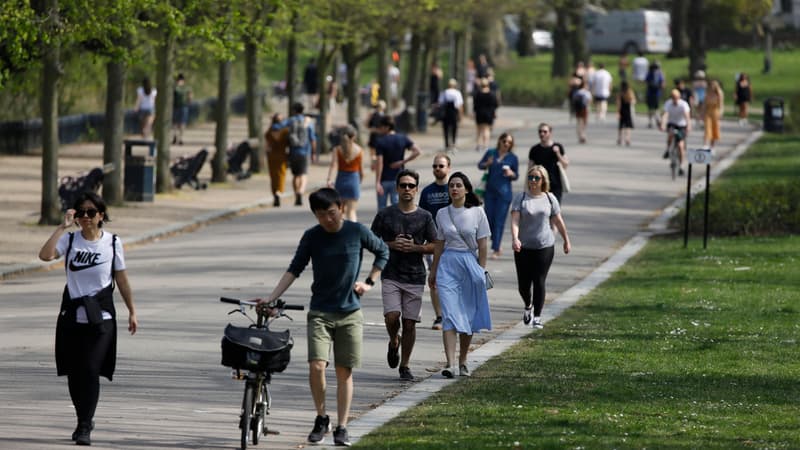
[307,309,363,368]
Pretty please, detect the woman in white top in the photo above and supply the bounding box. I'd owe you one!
[510,165,570,329]
[428,171,491,378]
[38,192,137,446]
[134,77,157,138]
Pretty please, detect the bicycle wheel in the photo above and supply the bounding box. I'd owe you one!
[252,381,267,444]
[241,382,254,450]
[669,142,678,180]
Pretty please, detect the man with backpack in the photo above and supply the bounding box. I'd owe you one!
[274,103,317,206]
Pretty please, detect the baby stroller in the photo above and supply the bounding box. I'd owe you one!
[58,167,104,212]
[170,148,209,190]
[227,141,252,180]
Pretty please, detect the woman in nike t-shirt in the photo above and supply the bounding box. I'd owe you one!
[39,191,138,446]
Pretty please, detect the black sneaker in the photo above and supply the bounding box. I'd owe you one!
[308,415,331,444]
[523,308,532,325]
[333,425,351,446]
[431,316,443,330]
[74,422,92,446]
[72,421,93,441]
[662,150,670,159]
[387,341,400,369]
[399,366,414,381]
[678,168,685,176]
[273,194,280,207]
[295,194,303,206]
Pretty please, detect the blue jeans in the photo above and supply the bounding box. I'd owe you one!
[377,180,398,209]
[483,191,511,252]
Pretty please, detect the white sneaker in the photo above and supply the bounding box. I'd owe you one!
[522,308,532,325]
[532,317,544,329]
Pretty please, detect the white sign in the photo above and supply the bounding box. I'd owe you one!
[688,148,713,165]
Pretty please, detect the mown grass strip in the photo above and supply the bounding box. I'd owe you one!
[354,135,800,449]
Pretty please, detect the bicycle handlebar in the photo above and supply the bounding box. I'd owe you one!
[220,297,305,311]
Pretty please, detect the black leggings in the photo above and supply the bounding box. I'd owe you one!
[442,119,458,148]
[67,324,113,424]
[513,246,555,316]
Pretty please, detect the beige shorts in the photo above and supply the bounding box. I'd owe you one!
[381,278,424,321]
[307,309,363,368]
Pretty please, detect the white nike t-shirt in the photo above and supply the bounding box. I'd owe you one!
[56,231,126,323]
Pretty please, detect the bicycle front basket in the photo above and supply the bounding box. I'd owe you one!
[221,324,293,373]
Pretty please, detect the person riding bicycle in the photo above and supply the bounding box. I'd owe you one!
[659,89,692,176]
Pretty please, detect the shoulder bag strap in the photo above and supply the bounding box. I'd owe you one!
[64,232,75,273]
[447,206,476,252]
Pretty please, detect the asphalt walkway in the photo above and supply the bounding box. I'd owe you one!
[0,100,759,449]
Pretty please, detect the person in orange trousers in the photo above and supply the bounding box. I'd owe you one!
[266,113,289,206]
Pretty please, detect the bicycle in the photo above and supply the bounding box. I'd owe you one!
[220,297,304,450]
[663,127,685,180]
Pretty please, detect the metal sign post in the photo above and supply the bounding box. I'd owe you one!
[684,148,713,249]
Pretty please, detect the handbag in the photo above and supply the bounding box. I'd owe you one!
[475,170,488,198]
[557,162,571,193]
[447,206,493,290]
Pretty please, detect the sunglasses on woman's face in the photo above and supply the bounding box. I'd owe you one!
[74,208,99,218]
[528,175,542,182]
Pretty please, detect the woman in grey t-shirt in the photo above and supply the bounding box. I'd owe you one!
[510,165,571,329]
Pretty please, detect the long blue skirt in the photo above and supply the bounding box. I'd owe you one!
[436,249,492,334]
[335,170,360,200]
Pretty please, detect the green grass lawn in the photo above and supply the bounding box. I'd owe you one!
[495,48,800,120]
[354,135,800,449]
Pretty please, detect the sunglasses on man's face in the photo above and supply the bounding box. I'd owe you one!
[432,164,447,169]
[398,183,417,190]
[74,208,99,218]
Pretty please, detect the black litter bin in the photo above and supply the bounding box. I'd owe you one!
[416,92,429,132]
[763,97,784,133]
[124,139,156,201]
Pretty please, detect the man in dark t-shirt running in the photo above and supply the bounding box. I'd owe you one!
[528,122,570,202]
[371,170,436,381]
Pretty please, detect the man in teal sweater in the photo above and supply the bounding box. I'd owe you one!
[260,188,389,446]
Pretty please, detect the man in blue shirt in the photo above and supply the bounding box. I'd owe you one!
[374,115,420,209]
[260,188,389,446]
[418,153,451,330]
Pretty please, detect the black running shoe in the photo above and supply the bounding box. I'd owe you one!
[399,366,414,381]
[308,414,331,444]
[387,341,400,369]
[333,425,351,446]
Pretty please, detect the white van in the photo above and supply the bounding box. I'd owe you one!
[585,9,672,54]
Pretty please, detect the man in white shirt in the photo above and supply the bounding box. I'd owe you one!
[438,79,464,151]
[632,52,649,82]
[659,89,692,175]
[590,63,613,121]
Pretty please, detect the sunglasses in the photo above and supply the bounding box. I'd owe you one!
[398,183,417,190]
[74,208,99,218]
[538,130,550,134]
[432,164,447,169]
[528,175,542,182]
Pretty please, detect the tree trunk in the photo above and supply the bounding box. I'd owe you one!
[518,11,535,57]
[286,14,299,116]
[245,41,263,173]
[341,44,361,130]
[213,59,232,183]
[552,7,570,78]
[669,0,689,58]
[315,44,337,156]
[103,59,125,206]
[569,0,588,67]
[687,0,707,78]
[38,0,61,225]
[402,31,422,132]
[377,40,389,106]
[154,34,175,193]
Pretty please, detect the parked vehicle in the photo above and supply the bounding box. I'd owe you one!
[585,9,672,54]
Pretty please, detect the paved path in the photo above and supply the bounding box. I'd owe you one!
[0,101,757,449]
